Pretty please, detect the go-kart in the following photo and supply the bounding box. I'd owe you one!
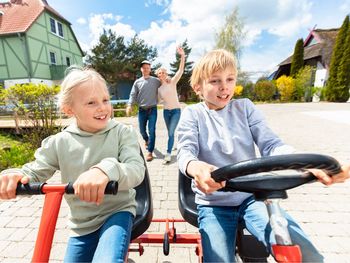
[12,153,340,262]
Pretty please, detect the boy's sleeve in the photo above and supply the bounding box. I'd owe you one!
[92,126,145,190]
[246,99,295,156]
[177,107,199,175]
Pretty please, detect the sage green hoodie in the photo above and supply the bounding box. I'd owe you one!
[1,119,145,236]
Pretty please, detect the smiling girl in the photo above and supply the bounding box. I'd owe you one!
[0,67,145,262]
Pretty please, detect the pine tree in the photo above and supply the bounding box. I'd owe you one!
[290,38,304,77]
[169,40,194,101]
[325,15,349,101]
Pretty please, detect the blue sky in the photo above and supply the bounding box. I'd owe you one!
[49,0,350,81]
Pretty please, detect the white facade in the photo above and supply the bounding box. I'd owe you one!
[313,61,327,88]
[4,78,61,89]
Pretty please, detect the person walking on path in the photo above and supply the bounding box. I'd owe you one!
[0,67,145,262]
[156,46,185,164]
[126,60,161,162]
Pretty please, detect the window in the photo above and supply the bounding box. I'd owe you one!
[49,52,56,65]
[50,18,56,34]
[57,22,63,37]
[66,57,71,66]
[49,17,64,38]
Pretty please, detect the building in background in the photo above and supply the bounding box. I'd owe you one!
[0,0,84,88]
[273,28,339,88]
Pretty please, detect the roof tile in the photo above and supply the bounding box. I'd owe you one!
[0,0,67,35]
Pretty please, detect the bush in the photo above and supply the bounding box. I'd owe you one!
[234,85,244,98]
[254,80,276,101]
[2,83,61,147]
[0,143,35,170]
[276,75,295,102]
[294,66,314,102]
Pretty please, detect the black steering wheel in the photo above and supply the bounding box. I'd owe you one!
[211,154,341,200]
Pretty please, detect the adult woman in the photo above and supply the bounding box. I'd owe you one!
[156,46,185,164]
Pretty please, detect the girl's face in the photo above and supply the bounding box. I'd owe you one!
[64,78,112,133]
[194,67,236,110]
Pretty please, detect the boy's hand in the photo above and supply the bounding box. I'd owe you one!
[74,168,109,205]
[186,161,225,194]
[0,173,29,199]
[309,164,350,185]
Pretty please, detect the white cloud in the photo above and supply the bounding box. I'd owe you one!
[76,17,87,25]
[82,0,341,81]
[88,13,136,48]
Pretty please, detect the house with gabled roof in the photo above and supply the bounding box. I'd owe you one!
[0,0,84,88]
[273,28,338,88]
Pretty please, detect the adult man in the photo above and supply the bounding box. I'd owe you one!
[126,60,161,162]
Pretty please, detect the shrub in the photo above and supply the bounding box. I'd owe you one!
[234,85,244,98]
[0,143,35,170]
[276,75,295,102]
[294,66,314,101]
[2,83,61,147]
[254,80,276,101]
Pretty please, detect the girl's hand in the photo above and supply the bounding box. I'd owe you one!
[74,168,109,205]
[186,161,225,194]
[177,46,185,56]
[309,164,350,185]
[0,173,29,199]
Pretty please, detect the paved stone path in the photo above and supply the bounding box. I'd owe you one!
[0,102,349,262]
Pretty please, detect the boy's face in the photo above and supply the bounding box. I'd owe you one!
[194,67,236,110]
[63,78,112,133]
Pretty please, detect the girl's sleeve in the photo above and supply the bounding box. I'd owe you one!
[92,125,145,191]
[177,107,200,175]
[18,136,59,182]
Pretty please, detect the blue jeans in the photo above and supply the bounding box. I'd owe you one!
[138,107,157,153]
[198,197,323,263]
[64,211,133,263]
[163,108,181,154]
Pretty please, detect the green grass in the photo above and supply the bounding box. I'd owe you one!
[0,132,36,169]
[0,132,20,149]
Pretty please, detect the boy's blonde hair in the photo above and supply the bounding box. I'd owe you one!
[58,66,107,111]
[190,49,237,88]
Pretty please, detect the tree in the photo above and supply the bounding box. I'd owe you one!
[214,7,245,66]
[124,35,158,78]
[337,19,350,102]
[325,15,350,102]
[290,38,304,77]
[86,30,158,84]
[169,40,194,101]
[85,29,126,85]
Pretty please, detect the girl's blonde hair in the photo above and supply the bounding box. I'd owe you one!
[58,66,107,111]
[190,49,237,88]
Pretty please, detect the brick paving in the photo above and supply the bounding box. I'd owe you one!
[0,102,349,262]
